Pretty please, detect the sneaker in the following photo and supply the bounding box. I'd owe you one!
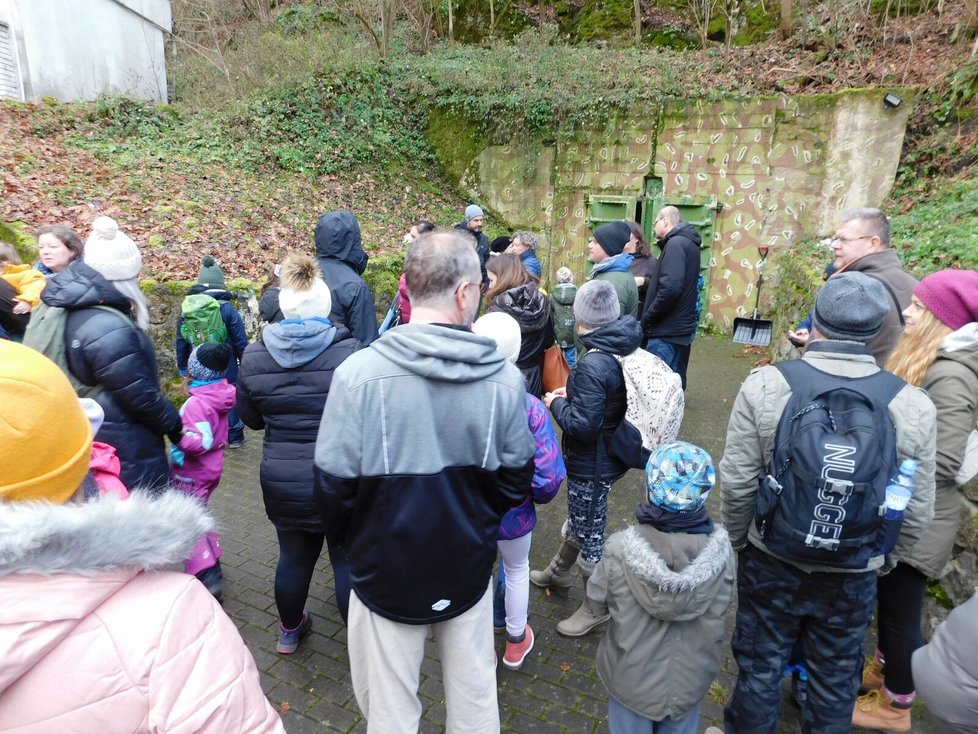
[852,689,912,733]
[502,624,534,670]
[276,611,312,655]
[704,728,724,734]
[228,432,245,449]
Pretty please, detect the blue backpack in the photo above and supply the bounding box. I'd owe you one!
[754,359,905,569]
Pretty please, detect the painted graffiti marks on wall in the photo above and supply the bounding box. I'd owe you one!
[443,90,911,325]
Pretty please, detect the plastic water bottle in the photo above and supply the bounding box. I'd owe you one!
[884,459,917,520]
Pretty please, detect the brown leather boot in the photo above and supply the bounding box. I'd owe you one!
[852,689,912,733]
[861,655,884,692]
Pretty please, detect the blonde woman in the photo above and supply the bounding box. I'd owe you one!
[854,269,978,732]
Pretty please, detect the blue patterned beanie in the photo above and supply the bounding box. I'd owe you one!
[645,440,716,513]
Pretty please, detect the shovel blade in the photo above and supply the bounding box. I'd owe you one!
[732,317,773,346]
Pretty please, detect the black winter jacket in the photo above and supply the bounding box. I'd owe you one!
[641,222,702,342]
[487,282,553,397]
[236,318,360,531]
[550,316,643,479]
[315,211,378,346]
[454,221,491,286]
[41,262,181,491]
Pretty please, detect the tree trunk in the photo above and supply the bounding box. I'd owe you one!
[634,0,642,44]
[780,0,793,36]
[448,0,454,40]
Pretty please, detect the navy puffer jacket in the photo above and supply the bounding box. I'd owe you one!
[549,316,642,480]
[315,211,378,346]
[41,262,181,491]
[236,318,361,531]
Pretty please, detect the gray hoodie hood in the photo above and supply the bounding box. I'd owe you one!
[263,318,338,369]
[369,323,510,383]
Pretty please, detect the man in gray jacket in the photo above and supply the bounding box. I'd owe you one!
[829,208,917,366]
[314,229,535,734]
[720,272,936,734]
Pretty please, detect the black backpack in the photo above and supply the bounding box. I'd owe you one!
[754,360,905,569]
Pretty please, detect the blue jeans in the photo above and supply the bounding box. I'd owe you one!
[724,546,877,734]
[644,338,691,390]
[608,697,699,734]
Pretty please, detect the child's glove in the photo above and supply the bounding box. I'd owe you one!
[169,446,185,467]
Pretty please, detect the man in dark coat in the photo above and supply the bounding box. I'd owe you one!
[315,210,378,346]
[454,204,491,287]
[641,206,702,390]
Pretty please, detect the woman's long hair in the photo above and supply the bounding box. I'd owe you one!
[886,307,952,386]
[111,278,151,331]
[486,253,533,304]
[628,221,651,258]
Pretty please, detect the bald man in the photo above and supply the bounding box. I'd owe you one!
[640,206,702,389]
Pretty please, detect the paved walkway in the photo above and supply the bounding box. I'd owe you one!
[211,335,942,733]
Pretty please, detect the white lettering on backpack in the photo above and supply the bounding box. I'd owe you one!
[807,442,856,547]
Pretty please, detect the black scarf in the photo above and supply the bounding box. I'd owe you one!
[635,502,714,534]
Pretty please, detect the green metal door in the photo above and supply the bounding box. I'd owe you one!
[643,178,719,324]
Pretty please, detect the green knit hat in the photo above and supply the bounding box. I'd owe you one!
[197,255,225,289]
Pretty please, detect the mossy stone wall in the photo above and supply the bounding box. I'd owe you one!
[429,88,913,327]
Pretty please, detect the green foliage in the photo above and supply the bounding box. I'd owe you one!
[225,71,433,176]
[571,0,634,42]
[891,177,978,275]
[363,252,405,314]
[0,219,37,262]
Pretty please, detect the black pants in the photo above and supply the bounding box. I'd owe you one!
[0,279,30,337]
[876,562,927,695]
[275,528,351,629]
[725,546,877,734]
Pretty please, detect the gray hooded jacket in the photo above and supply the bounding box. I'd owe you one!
[314,323,535,624]
[590,523,735,721]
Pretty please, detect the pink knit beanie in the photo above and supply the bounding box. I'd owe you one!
[914,269,978,330]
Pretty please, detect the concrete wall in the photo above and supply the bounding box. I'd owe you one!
[433,89,912,327]
[0,0,171,102]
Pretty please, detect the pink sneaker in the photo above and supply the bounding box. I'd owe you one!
[502,624,534,670]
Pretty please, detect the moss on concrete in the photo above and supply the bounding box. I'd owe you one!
[1,220,37,262]
[426,108,488,185]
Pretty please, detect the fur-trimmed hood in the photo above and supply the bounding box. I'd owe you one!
[613,523,732,621]
[0,491,213,576]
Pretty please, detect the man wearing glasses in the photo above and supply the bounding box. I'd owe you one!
[640,206,702,390]
[315,229,535,733]
[829,208,917,365]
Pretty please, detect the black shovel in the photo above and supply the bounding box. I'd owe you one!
[732,245,773,347]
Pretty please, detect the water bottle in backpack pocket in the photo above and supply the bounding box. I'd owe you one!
[754,360,906,569]
[876,458,917,555]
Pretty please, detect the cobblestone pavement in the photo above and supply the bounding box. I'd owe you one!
[211,335,942,733]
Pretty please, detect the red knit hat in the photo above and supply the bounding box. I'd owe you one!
[914,269,978,330]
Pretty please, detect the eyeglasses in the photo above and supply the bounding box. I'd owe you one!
[455,279,481,296]
[831,235,873,244]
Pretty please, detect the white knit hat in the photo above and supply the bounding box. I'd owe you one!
[83,216,142,281]
[278,254,333,320]
[472,312,521,364]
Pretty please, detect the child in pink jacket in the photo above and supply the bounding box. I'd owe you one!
[170,342,237,601]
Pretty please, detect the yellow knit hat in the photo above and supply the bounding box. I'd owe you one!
[0,341,92,504]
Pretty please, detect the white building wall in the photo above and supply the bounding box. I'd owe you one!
[0,0,171,102]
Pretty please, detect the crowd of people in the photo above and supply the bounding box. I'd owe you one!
[1,202,976,734]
